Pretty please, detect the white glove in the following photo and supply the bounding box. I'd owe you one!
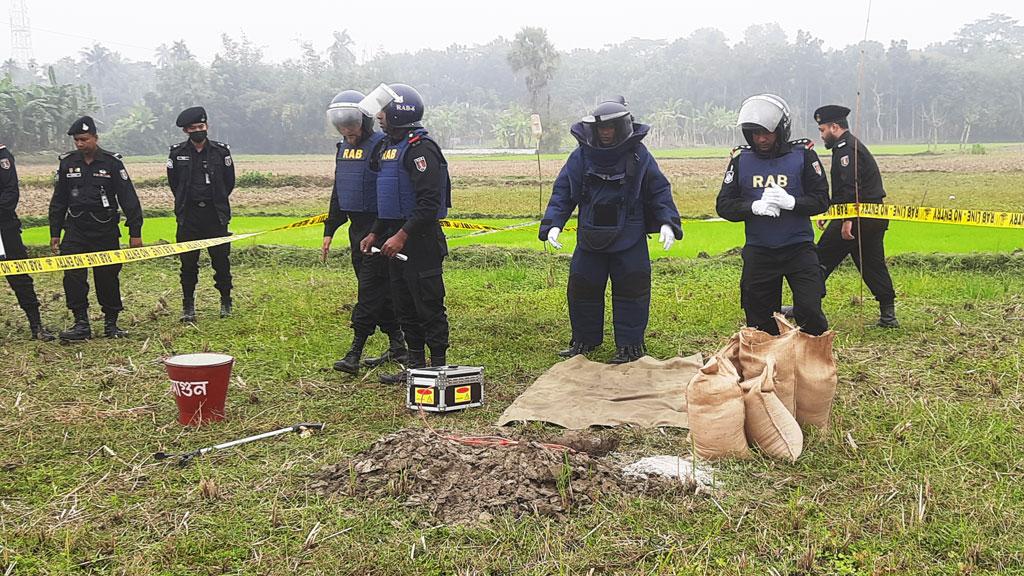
[658,224,676,251]
[751,199,781,217]
[763,185,796,211]
[546,227,563,250]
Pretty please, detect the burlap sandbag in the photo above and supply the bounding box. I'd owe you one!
[716,333,741,370]
[773,314,838,430]
[738,327,798,414]
[686,354,750,460]
[740,357,804,462]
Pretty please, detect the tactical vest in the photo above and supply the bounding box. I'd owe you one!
[376,130,449,220]
[335,132,385,213]
[575,149,645,253]
[737,147,813,248]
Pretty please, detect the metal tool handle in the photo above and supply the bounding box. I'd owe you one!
[370,246,408,261]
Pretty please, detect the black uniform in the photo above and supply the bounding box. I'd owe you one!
[49,148,143,317]
[817,130,896,305]
[716,139,831,335]
[1,145,47,332]
[371,133,450,366]
[167,139,235,301]
[324,141,399,340]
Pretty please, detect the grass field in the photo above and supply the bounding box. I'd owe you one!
[19,216,1024,258]
[3,147,1024,574]
[1,248,1023,574]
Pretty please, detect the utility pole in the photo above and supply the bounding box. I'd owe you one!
[10,0,35,65]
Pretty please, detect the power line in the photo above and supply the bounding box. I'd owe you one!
[0,17,156,57]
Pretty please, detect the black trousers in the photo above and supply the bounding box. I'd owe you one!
[385,222,449,358]
[60,216,123,315]
[347,213,398,337]
[568,237,651,347]
[2,224,41,312]
[817,218,896,304]
[741,242,828,336]
[177,205,232,297]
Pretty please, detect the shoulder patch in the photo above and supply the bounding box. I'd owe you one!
[0,158,9,170]
[730,144,750,158]
[789,138,814,149]
[836,140,848,149]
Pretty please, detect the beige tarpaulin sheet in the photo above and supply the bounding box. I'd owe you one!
[497,354,703,430]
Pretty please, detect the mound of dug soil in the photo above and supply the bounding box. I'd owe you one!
[311,428,680,524]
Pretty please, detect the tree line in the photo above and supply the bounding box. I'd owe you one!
[2,14,1023,155]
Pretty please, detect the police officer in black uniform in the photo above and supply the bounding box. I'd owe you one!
[49,116,143,340]
[813,104,898,328]
[322,89,407,374]
[167,106,235,322]
[1,144,55,340]
[357,83,452,384]
[540,97,682,363]
[716,94,830,335]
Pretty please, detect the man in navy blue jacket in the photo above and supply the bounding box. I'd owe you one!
[540,97,682,364]
[716,94,830,335]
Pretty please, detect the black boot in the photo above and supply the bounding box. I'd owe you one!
[219,294,232,318]
[430,354,447,368]
[362,329,409,367]
[59,309,92,342]
[333,334,369,375]
[609,343,646,365]
[558,341,597,358]
[104,312,128,339]
[877,302,899,328]
[25,308,55,342]
[180,295,196,323]
[380,349,425,385]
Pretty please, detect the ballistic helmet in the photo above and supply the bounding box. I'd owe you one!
[581,96,634,148]
[737,93,791,147]
[385,83,424,128]
[327,90,374,135]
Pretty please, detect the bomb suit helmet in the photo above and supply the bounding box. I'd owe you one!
[581,96,634,148]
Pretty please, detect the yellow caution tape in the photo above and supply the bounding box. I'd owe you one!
[0,214,331,277]
[0,214,516,277]
[820,203,1024,229]
[438,219,502,231]
[0,233,262,277]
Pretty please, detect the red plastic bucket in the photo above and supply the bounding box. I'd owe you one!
[164,353,234,426]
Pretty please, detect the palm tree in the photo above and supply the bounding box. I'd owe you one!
[507,27,559,114]
[328,30,355,71]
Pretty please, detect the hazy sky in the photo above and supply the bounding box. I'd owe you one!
[4,0,1022,64]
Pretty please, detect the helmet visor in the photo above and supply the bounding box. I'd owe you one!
[327,104,364,132]
[357,83,401,117]
[582,115,633,148]
[737,95,785,132]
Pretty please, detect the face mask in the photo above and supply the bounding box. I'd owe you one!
[189,130,207,143]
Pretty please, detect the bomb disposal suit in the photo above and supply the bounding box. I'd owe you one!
[540,99,682,364]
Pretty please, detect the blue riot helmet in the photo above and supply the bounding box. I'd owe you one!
[581,97,634,148]
[382,83,425,128]
[737,93,791,147]
[327,90,374,135]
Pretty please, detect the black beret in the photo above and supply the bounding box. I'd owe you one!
[814,105,851,125]
[176,106,207,128]
[67,116,97,136]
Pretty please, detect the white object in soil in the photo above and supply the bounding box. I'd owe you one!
[622,456,715,487]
